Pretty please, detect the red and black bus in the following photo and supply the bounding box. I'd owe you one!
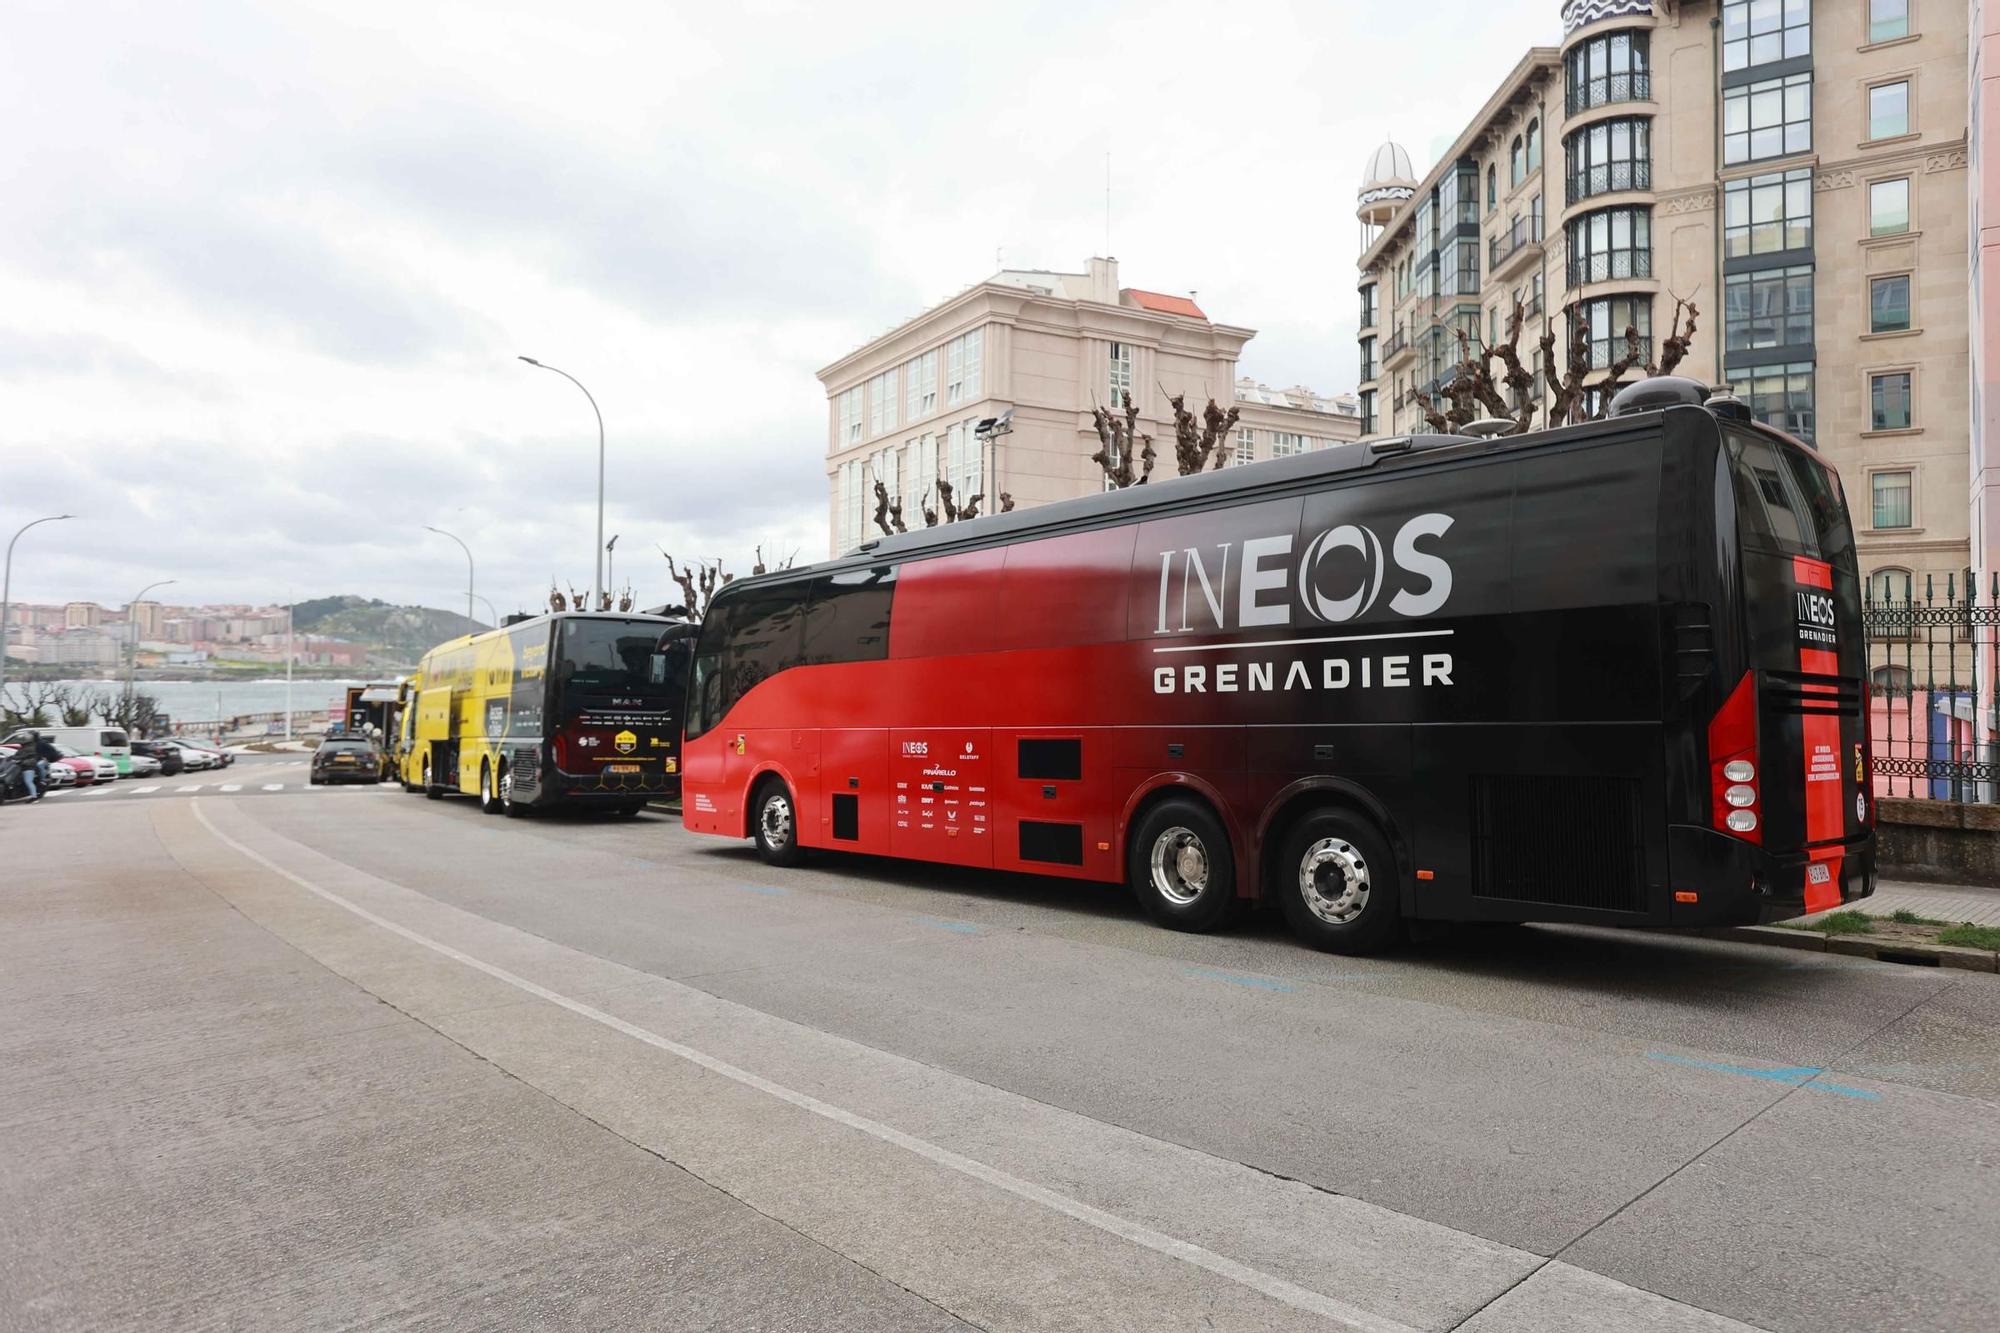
[682,377,1872,952]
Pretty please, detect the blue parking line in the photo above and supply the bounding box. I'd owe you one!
[731,884,786,897]
[1186,966,1295,993]
[1646,1052,1879,1100]
[915,916,979,934]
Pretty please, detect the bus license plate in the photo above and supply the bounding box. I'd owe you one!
[607,763,640,773]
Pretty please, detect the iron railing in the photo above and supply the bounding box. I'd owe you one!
[1865,573,2000,802]
[1566,159,1651,206]
[1566,70,1652,116]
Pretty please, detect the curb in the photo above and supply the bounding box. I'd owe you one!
[1698,924,1999,973]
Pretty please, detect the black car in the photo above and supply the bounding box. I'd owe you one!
[312,736,381,785]
[130,739,184,776]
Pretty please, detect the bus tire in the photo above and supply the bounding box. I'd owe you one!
[479,761,502,815]
[1129,798,1237,933]
[1276,809,1401,955]
[422,755,443,800]
[501,766,528,817]
[751,779,804,867]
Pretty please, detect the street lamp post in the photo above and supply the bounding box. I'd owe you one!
[425,525,475,625]
[518,356,606,611]
[0,513,73,710]
[471,593,499,625]
[124,577,176,723]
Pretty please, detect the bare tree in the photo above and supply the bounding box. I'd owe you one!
[1166,391,1242,473]
[1090,391,1156,489]
[658,550,734,620]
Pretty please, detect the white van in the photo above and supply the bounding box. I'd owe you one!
[2,726,133,776]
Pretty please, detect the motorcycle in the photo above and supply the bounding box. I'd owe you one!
[0,754,35,805]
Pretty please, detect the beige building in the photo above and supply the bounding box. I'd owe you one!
[128,600,165,639]
[1358,0,1971,604]
[64,601,103,628]
[817,257,1352,555]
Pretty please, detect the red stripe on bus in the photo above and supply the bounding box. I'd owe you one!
[1799,643,1842,908]
[1792,556,1832,590]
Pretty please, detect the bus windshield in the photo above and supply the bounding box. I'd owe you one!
[1723,425,1854,563]
[556,619,686,697]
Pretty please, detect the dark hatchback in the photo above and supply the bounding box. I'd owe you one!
[312,736,382,785]
[130,740,184,776]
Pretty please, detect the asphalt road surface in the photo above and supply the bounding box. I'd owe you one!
[5,775,1995,1332]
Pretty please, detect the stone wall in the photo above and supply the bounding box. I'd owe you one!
[1877,798,2000,886]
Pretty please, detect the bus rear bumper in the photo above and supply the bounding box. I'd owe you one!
[1666,825,1877,926]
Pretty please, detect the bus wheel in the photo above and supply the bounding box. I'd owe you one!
[500,768,528,818]
[479,762,502,815]
[751,780,804,867]
[1277,809,1400,955]
[423,756,442,800]
[1130,798,1237,932]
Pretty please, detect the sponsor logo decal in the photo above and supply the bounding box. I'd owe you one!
[1856,791,1866,822]
[614,729,637,755]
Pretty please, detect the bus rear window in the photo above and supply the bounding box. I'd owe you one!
[557,620,682,695]
[1724,427,1854,562]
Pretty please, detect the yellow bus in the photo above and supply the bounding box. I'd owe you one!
[396,611,696,816]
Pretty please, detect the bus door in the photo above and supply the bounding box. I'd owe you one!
[889,729,992,867]
[1721,427,1869,909]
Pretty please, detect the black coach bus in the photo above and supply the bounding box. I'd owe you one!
[681,376,1872,952]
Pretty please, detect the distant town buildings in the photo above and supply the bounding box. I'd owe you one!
[0,601,362,669]
[816,256,1355,556]
[1358,0,1973,610]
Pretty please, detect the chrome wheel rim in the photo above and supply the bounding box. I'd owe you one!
[481,769,492,804]
[1148,826,1210,906]
[498,768,513,807]
[1299,837,1370,925]
[760,792,792,847]
[422,759,431,787]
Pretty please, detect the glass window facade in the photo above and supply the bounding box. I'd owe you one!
[1739,362,1816,441]
[1870,274,1911,333]
[1869,178,1910,235]
[1869,0,1909,42]
[1870,372,1912,431]
[1724,266,1813,353]
[1722,0,1810,72]
[1359,337,1377,383]
[1869,81,1910,140]
[1566,118,1651,204]
[1723,73,1811,165]
[1724,168,1812,258]
[1359,284,1377,329]
[1871,471,1912,528]
[1566,30,1649,114]
[1578,296,1652,368]
[1567,207,1652,286]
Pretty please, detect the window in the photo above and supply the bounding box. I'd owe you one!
[1566,30,1650,114]
[1107,341,1133,408]
[1510,135,1524,187]
[1271,431,1304,457]
[1869,178,1910,235]
[867,368,897,437]
[1438,238,1480,296]
[945,327,983,405]
[1871,371,1913,430]
[1869,80,1910,140]
[1722,0,1810,72]
[801,568,896,667]
[1578,295,1652,368]
[1724,73,1811,164]
[837,386,863,446]
[1525,120,1541,172]
[1359,336,1377,383]
[1869,0,1909,43]
[1236,428,1255,463]
[836,458,864,550]
[1724,265,1813,353]
[1870,274,1911,333]
[1566,117,1651,202]
[902,433,938,504]
[1738,362,1816,440]
[1870,567,1914,606]
[1357,393,1376,438]
[869,445,899,511]
[1486,164,1497,212]
[904,349,937,421]
[1360,284,1377,328]
[945,419,985,500]
[1567,207,1652,286]
[1724,168,1813,258]
[1871,470,1913,528]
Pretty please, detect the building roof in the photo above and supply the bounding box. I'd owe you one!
[1361,141,1416,188]
[1123,289,1206,320]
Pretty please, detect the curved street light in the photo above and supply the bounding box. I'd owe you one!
[125,577,176,714]
[0,513,74,706]
[471,593,499,626]
[518,356,606,610]
[424,525,475,626]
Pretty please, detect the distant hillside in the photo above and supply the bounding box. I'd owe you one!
[289,596,486,663]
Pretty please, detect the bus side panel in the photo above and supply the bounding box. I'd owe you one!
[808,728,887,854]
[1099,726,1249,888]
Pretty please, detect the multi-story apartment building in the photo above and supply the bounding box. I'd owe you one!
[1358,0,1971,605]
[1231,377,1362,464]
[64,601,103,628]
[818,257,1351,555]
[128,600,165,639]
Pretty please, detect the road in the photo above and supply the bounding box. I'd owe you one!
[5,756,1995,1332]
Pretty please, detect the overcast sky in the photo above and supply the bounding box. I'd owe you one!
[3,0,1558,619]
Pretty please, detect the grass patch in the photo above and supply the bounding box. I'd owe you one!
[1809,910,1878,936]
[1936,923,2000,950]
[1888,908,1948,926]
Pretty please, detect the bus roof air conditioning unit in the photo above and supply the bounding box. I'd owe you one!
[1609,376,1709,417]
[1459,418,1514,438]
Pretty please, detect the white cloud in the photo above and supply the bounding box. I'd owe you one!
[0,0,1556,615]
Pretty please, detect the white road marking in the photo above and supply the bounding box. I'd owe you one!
[219,784,242,793]
[130,785,161,794]
[84,784,116,795]
[262,783,284,791]
[187,801,1420,1333]
[177,785,203,793]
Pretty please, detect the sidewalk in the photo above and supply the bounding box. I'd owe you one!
[1801,877,2000,927]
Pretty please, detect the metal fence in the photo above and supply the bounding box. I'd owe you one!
[1865,573,2000,803]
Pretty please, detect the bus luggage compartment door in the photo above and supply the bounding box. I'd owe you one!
[889,730,992,868]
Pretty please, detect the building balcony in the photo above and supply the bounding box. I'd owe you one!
[1381,329,1415,370]
[1566,71,1651,117]
[1566,160,1651,207]
[1489,218,1544,283]
[1567,249,1652,288]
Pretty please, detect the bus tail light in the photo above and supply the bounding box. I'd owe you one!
[1708,672,1760,845]
[552,734,570,771]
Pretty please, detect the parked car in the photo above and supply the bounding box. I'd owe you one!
[51,744,118,785]
[175,739,231,768]
[127,753,162,779]
[311,736,381,785]
[130,739,184,776]
[165,740,217,771]
[1,726,131,776]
